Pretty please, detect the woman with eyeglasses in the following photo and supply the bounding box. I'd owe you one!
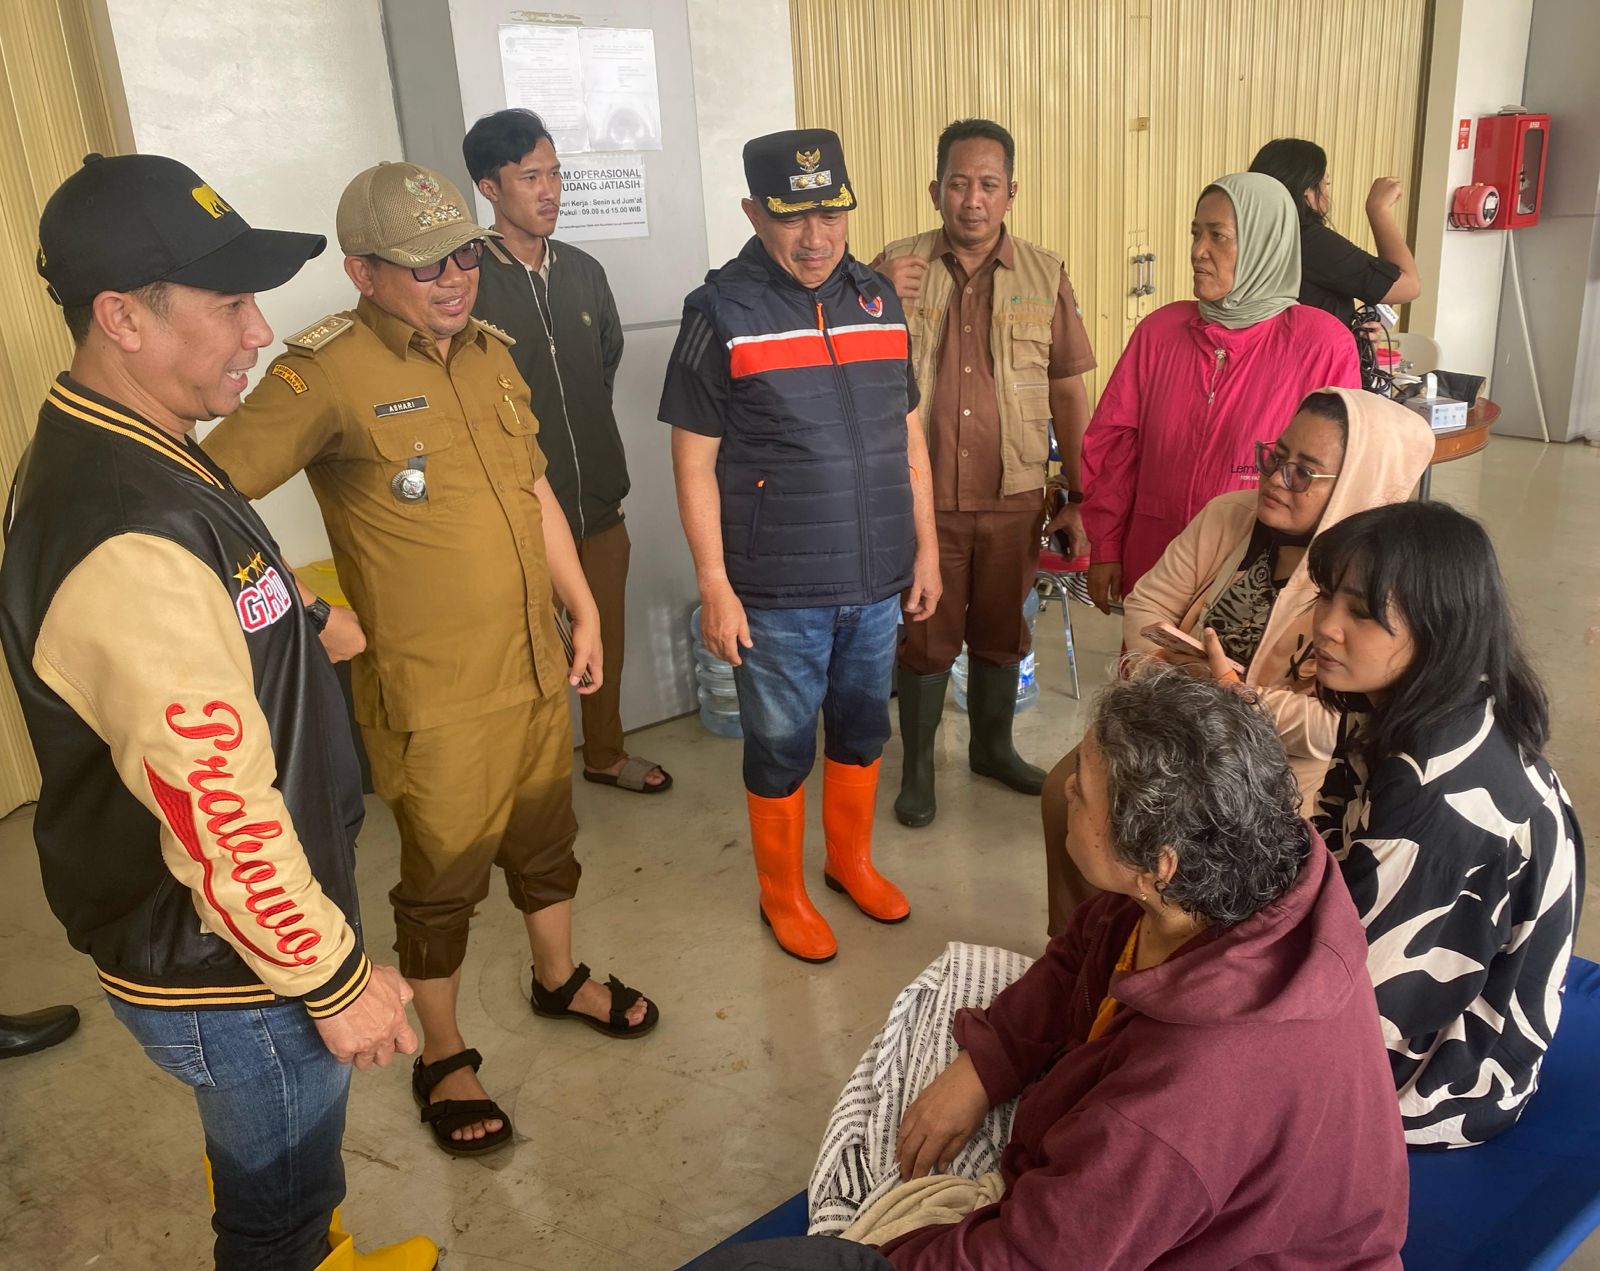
[1307,501,1581,1147]
[1041,388,1434,932]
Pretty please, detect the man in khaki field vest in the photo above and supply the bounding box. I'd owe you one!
[204,161,658,1160]
[875,118,1096,829]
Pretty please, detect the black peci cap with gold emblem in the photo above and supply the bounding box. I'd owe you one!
[742,128,857,218]
[36,153,325,307]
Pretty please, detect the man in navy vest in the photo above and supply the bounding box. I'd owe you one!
[660,129,940,963]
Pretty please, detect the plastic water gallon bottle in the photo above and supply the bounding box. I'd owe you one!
[690,605,742,737]
[1017,587,1041,714]
[952,586,1042,714]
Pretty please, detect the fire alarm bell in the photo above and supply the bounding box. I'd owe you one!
[1449,183,1500,230]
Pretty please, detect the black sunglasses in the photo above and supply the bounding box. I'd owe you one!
[408,240,484,283]
[1254,441,1338,495]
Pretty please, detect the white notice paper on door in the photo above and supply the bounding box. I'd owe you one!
[497,25,586,154]
[498,25,662,156]
[577,27,661,151]
[557,154,648,241]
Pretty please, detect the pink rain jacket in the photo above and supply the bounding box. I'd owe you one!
[1081,301,1359,590]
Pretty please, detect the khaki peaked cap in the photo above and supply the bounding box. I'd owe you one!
[336,161,500,266]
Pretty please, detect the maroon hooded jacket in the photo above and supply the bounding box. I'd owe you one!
[880,836,1407,1270]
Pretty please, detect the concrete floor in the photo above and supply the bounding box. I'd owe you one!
[2,435,1598,1270]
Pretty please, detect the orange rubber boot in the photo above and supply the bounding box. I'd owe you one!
[822,758,910,923]
[748,787,837,963]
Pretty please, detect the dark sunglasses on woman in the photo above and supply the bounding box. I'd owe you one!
[408,239,484,283]
[1255,441,1338,495]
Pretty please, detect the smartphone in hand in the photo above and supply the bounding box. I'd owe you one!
[1140,622,1245,675]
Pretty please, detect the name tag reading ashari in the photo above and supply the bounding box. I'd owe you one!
[373,396,429,417]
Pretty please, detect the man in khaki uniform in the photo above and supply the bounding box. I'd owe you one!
[205,162,657,1158]
[875,118,1096,829]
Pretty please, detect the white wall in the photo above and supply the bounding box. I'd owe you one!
[1410,0,1535,385]
[686,0,796,265]
[102,0,404,567]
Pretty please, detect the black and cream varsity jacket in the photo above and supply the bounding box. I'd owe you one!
[0,375,370,1016]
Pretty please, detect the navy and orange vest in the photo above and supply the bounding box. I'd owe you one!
[687,237,917,608]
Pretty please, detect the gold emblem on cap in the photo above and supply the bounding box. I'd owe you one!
[765,184,854,216]
[191,184,232,219]
[796,148,822,173]
[404,172,442,206]
[414,204,462,230]
[497,375,514,390]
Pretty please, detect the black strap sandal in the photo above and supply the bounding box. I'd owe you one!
[530,962,660,1039]
[411,1047,514,1157]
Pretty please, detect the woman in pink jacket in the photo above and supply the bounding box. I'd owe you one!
[1082,171,1360,612]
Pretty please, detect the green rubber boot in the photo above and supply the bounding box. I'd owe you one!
[966,660,1045,795]
[893,667,950,828]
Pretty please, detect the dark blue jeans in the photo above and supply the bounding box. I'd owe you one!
[733,597,900,798]
[107,996,350,1271]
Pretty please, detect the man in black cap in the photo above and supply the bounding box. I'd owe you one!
[1,154,434,1271]
[660,129,940,963]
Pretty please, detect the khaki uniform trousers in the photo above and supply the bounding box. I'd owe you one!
[573,519,630,771]
[365,691,581,980]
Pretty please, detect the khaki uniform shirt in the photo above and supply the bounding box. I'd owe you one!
[204,297,563,734]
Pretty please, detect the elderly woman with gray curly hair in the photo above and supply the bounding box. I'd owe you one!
[736,666,1408,1271]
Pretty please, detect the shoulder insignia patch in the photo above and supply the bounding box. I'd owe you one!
[285,315,354,353]
[473,317,516,348]
[270,363,308,394]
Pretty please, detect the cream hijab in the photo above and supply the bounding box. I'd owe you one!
[1196,172,1301,329]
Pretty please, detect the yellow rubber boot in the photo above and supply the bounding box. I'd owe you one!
[321,1209,439,1269]
[207,1160,437,1270]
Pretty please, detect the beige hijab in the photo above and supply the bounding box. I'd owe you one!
[1196,172,1302,329]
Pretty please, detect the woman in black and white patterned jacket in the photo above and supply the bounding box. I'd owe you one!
[1308,501,1583,1148]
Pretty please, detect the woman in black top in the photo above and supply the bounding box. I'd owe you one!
[1250,138,1421,328]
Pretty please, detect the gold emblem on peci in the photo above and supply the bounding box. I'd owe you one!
[795,148,822,173]
[405,173,442,205]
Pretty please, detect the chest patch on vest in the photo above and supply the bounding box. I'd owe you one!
[232,557,295,633]
[373,396,429,417]
[859,293,884,318]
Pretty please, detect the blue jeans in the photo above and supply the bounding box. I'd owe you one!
[107,996,350,1271]
[733,597,900,798]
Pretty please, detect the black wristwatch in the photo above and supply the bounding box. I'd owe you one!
[1066,490,1085,505]
[306,596,332,633]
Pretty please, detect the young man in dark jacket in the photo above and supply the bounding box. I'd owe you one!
[465,108,670,795]
[2,155,431,1271]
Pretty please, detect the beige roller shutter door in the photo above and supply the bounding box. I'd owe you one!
[0,0,124,814]
[792,0,1429,382]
